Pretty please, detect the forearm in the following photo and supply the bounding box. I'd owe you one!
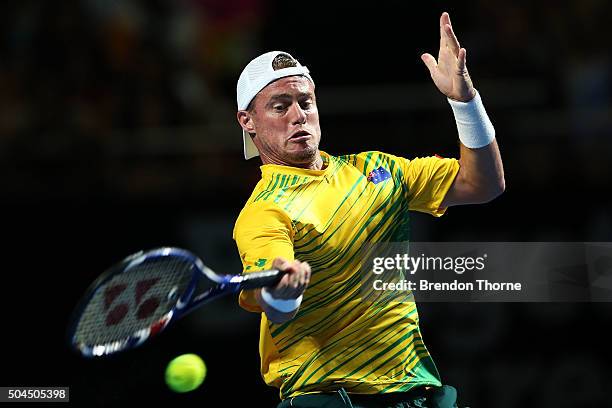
[442,92,505,206]
[455,141,505,203]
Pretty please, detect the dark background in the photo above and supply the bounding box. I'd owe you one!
[2,0,612,406]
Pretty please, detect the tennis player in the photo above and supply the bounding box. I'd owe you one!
[233,12,504,408]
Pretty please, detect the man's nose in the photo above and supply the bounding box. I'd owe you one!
[289,103,307,125]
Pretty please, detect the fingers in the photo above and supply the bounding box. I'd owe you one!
[445,24,461,57]
[272,257,289,270]
[286,260,310,288]
[458,48,467,72]
[439,12,448,50]
[440,11,450,27]
[288,263,301,288]
[421,53,437,76]
[270,258,311,298]
[300,261,311,286]
[439,12,460,57]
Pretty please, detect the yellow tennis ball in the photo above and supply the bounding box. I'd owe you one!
[165,353,207,393]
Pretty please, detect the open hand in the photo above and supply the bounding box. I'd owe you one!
[421,12,476,102]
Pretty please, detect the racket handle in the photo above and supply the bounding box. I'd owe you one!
[240,269,285,289]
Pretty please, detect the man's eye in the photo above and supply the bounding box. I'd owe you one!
[300,100,313,109]
[273,105,285,111]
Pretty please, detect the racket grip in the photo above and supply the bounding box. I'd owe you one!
[240,269,285,289]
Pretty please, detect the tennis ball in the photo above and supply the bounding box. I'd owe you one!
[165,353,207,393]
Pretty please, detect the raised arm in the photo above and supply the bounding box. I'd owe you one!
[421,12,505,206]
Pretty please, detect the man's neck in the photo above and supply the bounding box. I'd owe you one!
[306,154,324,170]
[261,151,325,170]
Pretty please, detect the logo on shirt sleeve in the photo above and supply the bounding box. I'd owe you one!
[367,167,391,184]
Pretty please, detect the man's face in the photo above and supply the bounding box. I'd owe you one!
[239,76,321,166]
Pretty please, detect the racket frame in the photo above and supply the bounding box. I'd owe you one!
[68,247,280,357]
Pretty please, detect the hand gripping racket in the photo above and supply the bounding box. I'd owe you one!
[68,247,282,357]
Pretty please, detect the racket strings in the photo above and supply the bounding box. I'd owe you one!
[74,257,193,346]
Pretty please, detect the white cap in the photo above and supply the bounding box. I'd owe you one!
[236,51,314,159]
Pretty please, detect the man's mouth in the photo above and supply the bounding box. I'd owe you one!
[289,131,311,141]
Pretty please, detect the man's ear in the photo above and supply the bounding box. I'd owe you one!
[237,111,256,134]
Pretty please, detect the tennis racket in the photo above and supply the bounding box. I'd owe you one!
[68,247,283,357]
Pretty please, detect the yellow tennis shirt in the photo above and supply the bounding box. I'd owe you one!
[233,150,460,399]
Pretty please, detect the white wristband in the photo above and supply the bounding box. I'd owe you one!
[261,287,303,313]
[447,91,495,149]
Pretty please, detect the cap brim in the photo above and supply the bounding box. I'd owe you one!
[243,130,259,160]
